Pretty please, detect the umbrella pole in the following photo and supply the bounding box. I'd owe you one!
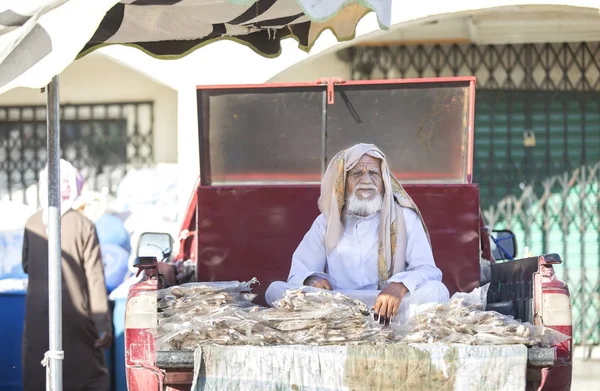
[45,75,63,391]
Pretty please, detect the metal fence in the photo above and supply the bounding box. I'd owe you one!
[0,101,154,206]
[341,41,600,349]
[483,162,600,354]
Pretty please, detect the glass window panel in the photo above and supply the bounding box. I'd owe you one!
[326,82,470,183]
[202,88,323,184]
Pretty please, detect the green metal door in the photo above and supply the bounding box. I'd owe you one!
[475,90,600,347]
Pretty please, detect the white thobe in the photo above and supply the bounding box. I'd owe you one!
[265,208,449,316]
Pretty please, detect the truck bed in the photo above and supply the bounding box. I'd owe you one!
[154,344,556,391]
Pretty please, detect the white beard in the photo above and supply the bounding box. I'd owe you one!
[346,192,383,217]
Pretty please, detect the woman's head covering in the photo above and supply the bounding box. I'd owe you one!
[72,190,108,223]
[318,143,431,289]
[38,159,85,225]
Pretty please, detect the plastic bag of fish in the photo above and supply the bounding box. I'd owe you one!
[252,286,390,345]
[394,283,570,347]
[156,278,265,349]
[155,282,388,350]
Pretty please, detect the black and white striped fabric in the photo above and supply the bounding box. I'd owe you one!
[0,0,391,95]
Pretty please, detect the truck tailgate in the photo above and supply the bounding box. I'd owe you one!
[155,345,556,390]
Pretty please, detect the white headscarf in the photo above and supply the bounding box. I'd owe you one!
[38,159,85,227]
[318,143,431,289]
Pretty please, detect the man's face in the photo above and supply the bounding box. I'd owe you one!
[346,154,384,201]
[60,175,71,201]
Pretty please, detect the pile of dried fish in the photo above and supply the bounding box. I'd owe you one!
[156,278,264,349]
[156,283,388,350]
[155,279,568,351]
[254,287,388,345]
[157,309,284,350]
[395,287,568,347]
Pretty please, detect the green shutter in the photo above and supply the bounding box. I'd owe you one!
[475,90,600,345]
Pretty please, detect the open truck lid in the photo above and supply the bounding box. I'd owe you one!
[196,77,476,185]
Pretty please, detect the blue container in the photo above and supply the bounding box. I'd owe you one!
[0,287,128,391]
[0,288,119,391]
[0,290,26,391]
[104,299,116,391]
[112,297,127,391]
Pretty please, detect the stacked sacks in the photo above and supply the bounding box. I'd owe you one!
[75,191,131,293]
[0,201,36,283]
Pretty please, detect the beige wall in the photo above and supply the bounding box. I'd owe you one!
[174,86,200,213]
[269,52,351,83]
[0,53,177,163]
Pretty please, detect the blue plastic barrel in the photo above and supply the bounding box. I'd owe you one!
[0,288,117,391]
[0,289,26,391]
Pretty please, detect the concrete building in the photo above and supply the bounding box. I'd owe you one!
[0,52,177,205]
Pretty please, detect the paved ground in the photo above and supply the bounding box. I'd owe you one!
[571,347,600,390]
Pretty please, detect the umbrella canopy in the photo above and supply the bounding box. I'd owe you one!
[0,0,391,95]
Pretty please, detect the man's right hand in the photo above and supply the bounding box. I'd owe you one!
[304,276,332,290]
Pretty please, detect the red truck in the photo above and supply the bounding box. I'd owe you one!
[123,77,573,390]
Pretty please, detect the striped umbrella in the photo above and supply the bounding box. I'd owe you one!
[0,2,392,391]
[0,0,391,94]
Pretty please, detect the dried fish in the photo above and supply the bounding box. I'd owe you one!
[397,296,569,347]
[155,280,569,351]
[156,284,389,350]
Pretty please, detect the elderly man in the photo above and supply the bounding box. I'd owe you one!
[265,143,449,323]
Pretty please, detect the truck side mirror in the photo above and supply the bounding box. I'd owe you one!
[136,232,174,261]
[491,229,517,261]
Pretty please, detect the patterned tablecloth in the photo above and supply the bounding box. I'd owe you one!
[190,343,528,391]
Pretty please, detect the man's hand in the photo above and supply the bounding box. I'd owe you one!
[304,276,332,290]
[373,282,408,325]
[94,331,113,350]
